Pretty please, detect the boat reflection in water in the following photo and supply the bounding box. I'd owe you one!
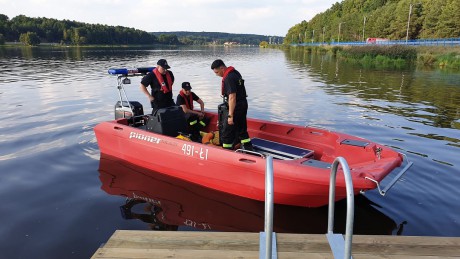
[98,153,401,235]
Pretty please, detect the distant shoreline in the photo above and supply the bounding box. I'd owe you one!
[1,42,260,48]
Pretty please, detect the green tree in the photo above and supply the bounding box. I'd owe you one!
[285,20,308,44]
[0,33,5,44]
[1,14,158,45]
[71,27,87,45]
[62,29,70,44]
[19,31,40,45]
[0,14,8,37]
[259,41,269,48]
[436,0,460,38]
[363,0,387,12]
[421,0,444,38]
[285,0,458,42]
[158,34,180,45]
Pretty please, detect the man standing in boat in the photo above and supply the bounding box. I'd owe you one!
[140,59,175,113]
[176,82,208,142]
[211,59,253,151]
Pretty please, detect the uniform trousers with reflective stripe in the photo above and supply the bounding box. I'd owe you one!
[185,113,208,142]
[221,100,250,149]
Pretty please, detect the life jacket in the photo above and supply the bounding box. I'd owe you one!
[152,68,173,93]
[221,66,235,96]
[179,90,194,110]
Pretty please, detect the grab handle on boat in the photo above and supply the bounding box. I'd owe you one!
[239,158,257,164]
[365,159,413,196]
[235,149,265,158]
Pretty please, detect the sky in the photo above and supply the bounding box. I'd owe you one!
[0,0,339,36]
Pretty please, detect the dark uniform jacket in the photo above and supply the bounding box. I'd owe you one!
[141,70,175,109]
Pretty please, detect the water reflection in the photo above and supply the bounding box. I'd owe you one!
[98,153,399,235]
[285,48,460,130]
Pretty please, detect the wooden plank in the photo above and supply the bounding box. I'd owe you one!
[352,235,460,257]
[92,247,260,259]
[102,231,261,251]
[92,247,334,259]
[92,230,460,259]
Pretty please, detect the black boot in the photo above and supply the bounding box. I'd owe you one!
[189,124,201,142]
[241,141,254,151]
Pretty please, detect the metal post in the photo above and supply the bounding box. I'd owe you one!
[406,3,413,44]
[362,16,366,42]
[338,23,341,44]
[264,156,274,259]
[322,27,326,43]
[338,22,345,44]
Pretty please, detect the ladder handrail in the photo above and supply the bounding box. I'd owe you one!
[264,156,274,259]
[327,157,355,259]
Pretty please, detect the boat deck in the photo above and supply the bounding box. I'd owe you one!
[251,137,314,160]
[91,230,460,258]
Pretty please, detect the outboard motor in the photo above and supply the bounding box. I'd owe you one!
[115,101,144,120]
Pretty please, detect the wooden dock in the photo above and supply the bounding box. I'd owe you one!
[92,230,460,258]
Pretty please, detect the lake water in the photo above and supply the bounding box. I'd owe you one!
[0,46,459,258]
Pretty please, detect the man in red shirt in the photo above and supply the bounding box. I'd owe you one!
[176,82,207,142]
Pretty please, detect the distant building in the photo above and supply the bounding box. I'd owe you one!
[223,42,239,46]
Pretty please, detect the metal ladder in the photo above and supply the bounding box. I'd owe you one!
[259,156,276,259]
[326,157,354,259]
[260,156,355,259]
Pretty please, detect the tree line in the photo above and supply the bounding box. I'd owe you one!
[285,0,460,44]
[0,14,158,45]
[0,14,280,46]
[151,31,279,46]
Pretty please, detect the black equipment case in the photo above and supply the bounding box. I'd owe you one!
[115,101,144,119]
[146,106,187,137]
[217,102,228,145]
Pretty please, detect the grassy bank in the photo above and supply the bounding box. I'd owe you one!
[338,45,417,69]
[279,44,460,70]
[416,46,460,69]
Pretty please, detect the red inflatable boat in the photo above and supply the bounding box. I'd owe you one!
[93,67,412,207]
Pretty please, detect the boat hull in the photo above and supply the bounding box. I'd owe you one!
[94,112,403,207]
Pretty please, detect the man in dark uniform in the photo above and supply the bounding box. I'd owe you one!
[140,59,175,113]
[211,59,253,151]
[176,82,208,141]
